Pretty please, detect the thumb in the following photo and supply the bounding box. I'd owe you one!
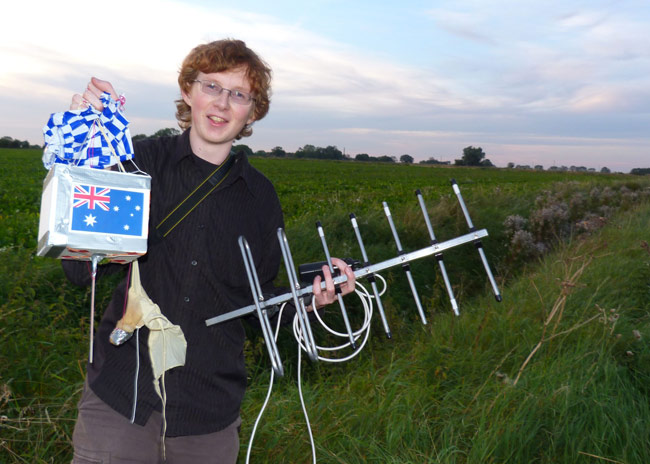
[91,77,118,100]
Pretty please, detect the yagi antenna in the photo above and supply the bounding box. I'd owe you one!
[206,182,501,376]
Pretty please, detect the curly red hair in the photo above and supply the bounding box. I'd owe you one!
[175,39,272,139]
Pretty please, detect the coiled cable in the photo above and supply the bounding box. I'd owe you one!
[246,275,387,464]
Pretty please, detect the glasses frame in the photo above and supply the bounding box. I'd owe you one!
[193,79,256,106]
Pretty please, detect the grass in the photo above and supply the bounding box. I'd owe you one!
[1,147,649,462]
[240,204,650,463]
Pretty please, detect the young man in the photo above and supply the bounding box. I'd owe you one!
[63,39,356,463]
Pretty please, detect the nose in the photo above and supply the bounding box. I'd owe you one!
[212,89,231,108]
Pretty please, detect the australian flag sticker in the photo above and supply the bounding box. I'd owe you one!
[70,183,145,236]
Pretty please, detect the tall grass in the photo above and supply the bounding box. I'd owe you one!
[1,148,649,462]
[241,204,650,463]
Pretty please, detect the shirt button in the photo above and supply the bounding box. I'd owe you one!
[191,260,198,266]
[184,296,190,303]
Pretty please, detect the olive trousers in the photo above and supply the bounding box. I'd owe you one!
[72,382,240,464]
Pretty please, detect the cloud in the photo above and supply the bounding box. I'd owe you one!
[1,0,648,172]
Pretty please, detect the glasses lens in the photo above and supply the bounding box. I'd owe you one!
[202,81,222,96]
[197,80,253,105]
[230,91,250,105]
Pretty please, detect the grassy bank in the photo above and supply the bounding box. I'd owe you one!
[241,203,650,463]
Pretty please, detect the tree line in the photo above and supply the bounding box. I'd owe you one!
[0,136,41,149]
[237,144,498,167]
[3,129,648,174]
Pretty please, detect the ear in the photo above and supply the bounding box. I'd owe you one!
[246,107,256,125]
[181,88,192,108]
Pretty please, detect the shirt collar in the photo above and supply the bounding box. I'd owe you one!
[173,128,258,197]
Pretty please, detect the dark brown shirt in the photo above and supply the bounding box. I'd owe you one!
[63,130,285,436]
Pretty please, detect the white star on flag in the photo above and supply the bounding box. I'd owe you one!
[84,214,97,227]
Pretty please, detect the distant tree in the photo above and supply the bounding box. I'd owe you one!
[0,136,40,149]
[480,159,494,167]
[419,157,449,165]
[320,145,344,160]
[355,153,371,161]
[0,136,20,148]
[295,144,316,158]
[151,128,181,138]
[132,134,148,142]
[630,168,650,175]
[455,146,491,166]
[270,146,286,157]
[463,146,486,166]
[295,145,344,160]
[232,144,253,157]
[400,154,414,164]
[254,150,267,157]
[507,162,515,169]
[534,165,544,171]
[375,155,395,163]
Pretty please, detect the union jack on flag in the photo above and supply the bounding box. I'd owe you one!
[73,185,111,211]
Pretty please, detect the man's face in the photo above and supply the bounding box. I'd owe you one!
[182,67,256,159]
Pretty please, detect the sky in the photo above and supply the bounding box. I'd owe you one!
[1,0,648,172]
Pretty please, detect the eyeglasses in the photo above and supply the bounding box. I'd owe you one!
[193,79,255,105]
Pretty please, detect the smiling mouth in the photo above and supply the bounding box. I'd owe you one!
[208,115,226,123]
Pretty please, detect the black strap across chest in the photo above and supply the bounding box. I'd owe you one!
[151,154,236,244]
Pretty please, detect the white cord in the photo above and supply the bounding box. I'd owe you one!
[130,328,140,423]
[245,306,284,464]
[246,274,387,463]
[297,342,317,464]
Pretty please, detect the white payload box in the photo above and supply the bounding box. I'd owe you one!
[37,163,151,263]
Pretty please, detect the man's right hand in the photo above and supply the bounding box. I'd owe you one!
[70,77,119,111]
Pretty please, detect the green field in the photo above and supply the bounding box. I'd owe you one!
[1,148,649,463]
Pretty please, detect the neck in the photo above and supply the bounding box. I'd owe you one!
[188,129,232,165]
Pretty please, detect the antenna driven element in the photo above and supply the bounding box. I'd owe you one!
[316,221,357,349]
[450,179,502,302]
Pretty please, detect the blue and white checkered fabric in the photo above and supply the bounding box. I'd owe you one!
[42,92,134,169]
